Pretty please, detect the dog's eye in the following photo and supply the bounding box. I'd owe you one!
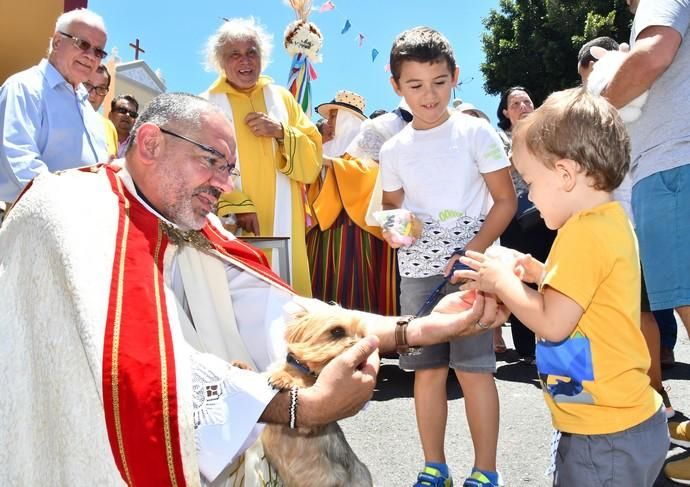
[330,326,346,339]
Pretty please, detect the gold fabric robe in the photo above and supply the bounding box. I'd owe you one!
[209,75,322,296]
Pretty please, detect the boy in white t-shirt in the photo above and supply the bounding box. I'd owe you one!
[379,27,516,487]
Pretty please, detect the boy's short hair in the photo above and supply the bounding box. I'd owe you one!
[389,27,456,81]
[514,88,629,192]
[578,36,620,68]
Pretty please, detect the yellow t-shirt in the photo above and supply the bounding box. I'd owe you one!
[101,115,118,157]
[538,201,660,435]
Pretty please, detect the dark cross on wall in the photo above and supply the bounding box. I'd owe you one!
[129,38,145,60]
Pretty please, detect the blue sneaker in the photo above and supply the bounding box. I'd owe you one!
[462,470,503,487]
[414,466,453,487]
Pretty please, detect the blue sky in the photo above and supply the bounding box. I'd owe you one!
[91,0,502,123]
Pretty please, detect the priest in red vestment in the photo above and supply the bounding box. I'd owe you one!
[0,92,508,487]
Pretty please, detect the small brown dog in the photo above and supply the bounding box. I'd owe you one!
[261,304,374,487]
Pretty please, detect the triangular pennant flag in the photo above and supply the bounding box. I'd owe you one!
[357,33,365,47]
[318,1,335,13]
[371,48,379,62]
[341,19,351,34]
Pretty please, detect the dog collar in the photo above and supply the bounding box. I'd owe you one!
[286,352,318,378]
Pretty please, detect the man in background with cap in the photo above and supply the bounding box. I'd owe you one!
[453,99,492,124]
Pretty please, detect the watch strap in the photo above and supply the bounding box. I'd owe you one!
[395,315,415,355]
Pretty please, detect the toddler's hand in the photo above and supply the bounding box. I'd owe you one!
[456,250,515,294]
[516,253,545,285]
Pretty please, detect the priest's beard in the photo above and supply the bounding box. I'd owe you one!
[158,177,221,231]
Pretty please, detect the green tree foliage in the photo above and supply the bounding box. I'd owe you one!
[480,0,633,105]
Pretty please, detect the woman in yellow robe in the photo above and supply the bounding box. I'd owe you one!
[307,91,399,315]
[202,18,322,296]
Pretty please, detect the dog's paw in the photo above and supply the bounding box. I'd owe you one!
[268,369,296,390]
[230,360,254,371]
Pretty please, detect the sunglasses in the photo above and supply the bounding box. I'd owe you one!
[59,31,108,59]
[83,82,108,96]
[114,106,139,119]
[159,127,239,178]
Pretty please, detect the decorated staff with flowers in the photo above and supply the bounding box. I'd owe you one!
[284,0,323,117]
[202,17,322,296]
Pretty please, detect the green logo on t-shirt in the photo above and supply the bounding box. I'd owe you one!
[483,144,505,161]
[438,209,465,222]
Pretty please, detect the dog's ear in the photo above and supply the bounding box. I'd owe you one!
[284,309,317,345]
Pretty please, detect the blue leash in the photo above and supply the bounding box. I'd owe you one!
[415,255,470,317]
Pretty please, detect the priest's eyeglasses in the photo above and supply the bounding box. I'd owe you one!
[159,127,240,178]
[58,31,108,59]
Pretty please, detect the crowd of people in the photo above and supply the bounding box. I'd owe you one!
[0,0,689,486]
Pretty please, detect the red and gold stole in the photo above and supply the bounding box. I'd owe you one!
[101,166,290,486]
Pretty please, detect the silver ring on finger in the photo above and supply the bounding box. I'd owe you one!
[476,321,491,329]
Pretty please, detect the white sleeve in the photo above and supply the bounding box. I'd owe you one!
[471,122,512,174]
[190,349,278,482]
[225,265,290,372]
[379,142,403,192]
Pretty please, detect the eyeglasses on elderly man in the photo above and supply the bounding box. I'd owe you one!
[59,31,108,59]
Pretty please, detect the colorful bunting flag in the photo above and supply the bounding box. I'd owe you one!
[341,19,351,34]
[318,1,335,13]
[384,63,391,73]
[317,4,390,68]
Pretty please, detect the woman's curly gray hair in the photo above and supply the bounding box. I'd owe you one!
[204,17,273,74]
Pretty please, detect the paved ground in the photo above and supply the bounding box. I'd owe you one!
[341,322,690,486]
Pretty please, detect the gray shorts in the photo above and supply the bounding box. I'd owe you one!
[553,407,669,487]
[397,275,495,373]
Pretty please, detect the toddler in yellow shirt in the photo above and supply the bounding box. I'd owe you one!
[459,88,669,486]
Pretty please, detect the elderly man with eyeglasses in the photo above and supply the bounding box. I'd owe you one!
[0,92,508,486]
[0,8,109,205]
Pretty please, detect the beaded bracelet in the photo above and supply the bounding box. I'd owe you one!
[289,386,299,429]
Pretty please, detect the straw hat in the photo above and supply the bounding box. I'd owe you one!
[316,90,367,120]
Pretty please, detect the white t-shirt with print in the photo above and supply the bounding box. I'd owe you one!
[379,112,510,278]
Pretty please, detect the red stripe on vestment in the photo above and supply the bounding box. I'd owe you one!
[203,222,295,294]
[102,166,187,486]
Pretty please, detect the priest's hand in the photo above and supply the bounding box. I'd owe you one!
[405,290,509,347]
[298,336,380,426]
[235,212,260,235]
[245,112,284,139]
